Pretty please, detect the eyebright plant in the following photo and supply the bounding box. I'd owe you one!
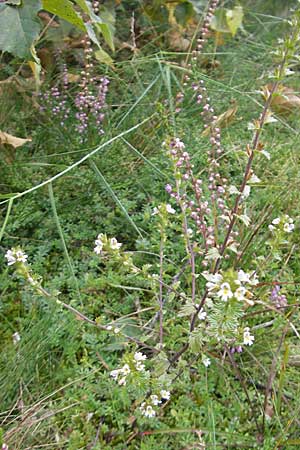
[3,2,300,444]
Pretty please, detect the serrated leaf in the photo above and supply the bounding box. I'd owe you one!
[42,0,85,31]
[205,247,221,260]
[189,330,204,353]
[178,301,195,317]
[0,0,41,58]
[226,6,243,37]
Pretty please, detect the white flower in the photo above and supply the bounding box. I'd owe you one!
[114,327,120,334]
[173,138,185,149]
[135,361,146,372]
[249,173,261,183]
[284,68,294,76]
[242,185,251,199]
[217,283,233,302]
[234,287,247,301]
[187,228,193,237]
[166,204,176,214]
[272,217,281,225]
[152,204,175,215]
[118,377,127,386]
[5,250,17,266]
[283,222,294,233]
[15,250,28,263]
[5,249,28,266]
[140,403,156,418]
[110,369,120,380]
[94,234,104,254]
[12,332,21,344]
[204,272,223,292]
[202,272,223,284]
[110,237,122,250]
[198,309,207,320]
[202,356,211,367]
[150,395,161,406]
[160,390,171,400]
[121,364,131,375]
[134,352,147,362]
[243,327,254,346]
[268,224,275,231]
[237,270,251,284]
[94,241,103,254]
[249,273,259,286]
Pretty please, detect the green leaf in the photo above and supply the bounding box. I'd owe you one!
[96,22,114,51]
[42,0,85,31]
[0,0,41,58]
[96,5,115,51]
[226,6,243,37]
[210,8,230,34]
[94,47,114,66]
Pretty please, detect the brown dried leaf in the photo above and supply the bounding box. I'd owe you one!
[0,131,32,148]
[202,103,238,136]
[263,84,300,115]
[66,73,81,83]
[168,29,190,51]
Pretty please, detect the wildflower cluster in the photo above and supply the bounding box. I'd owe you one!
[139,389,171,418]
[39,44,109,142]
[5,248,28,266]
[110,352,147,386]
[269,215,295,233]
[165,137,228,255]
[203,269,259,307]
[152,203,176,216]
[94,233,122,255]
[243,327,254,346]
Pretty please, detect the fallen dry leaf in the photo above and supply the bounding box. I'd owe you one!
[202,102,238,136]
[0,131,32,148]
[262,84,300,115]
[66,73,81,83]
[168,29,190,51]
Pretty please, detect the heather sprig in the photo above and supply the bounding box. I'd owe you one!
[39,39,109,143]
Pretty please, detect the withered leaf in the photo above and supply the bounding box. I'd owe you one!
[0,131,32,148]
[263,84,300,115]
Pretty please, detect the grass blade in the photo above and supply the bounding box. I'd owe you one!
[0,197,13,242]
[48,182,81,303]
[89,160,143,238]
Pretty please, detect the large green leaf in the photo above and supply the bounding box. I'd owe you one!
[210,6,244,37]
[42,0,85,31]
[226,6,243,37]
[0,0,41,58]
